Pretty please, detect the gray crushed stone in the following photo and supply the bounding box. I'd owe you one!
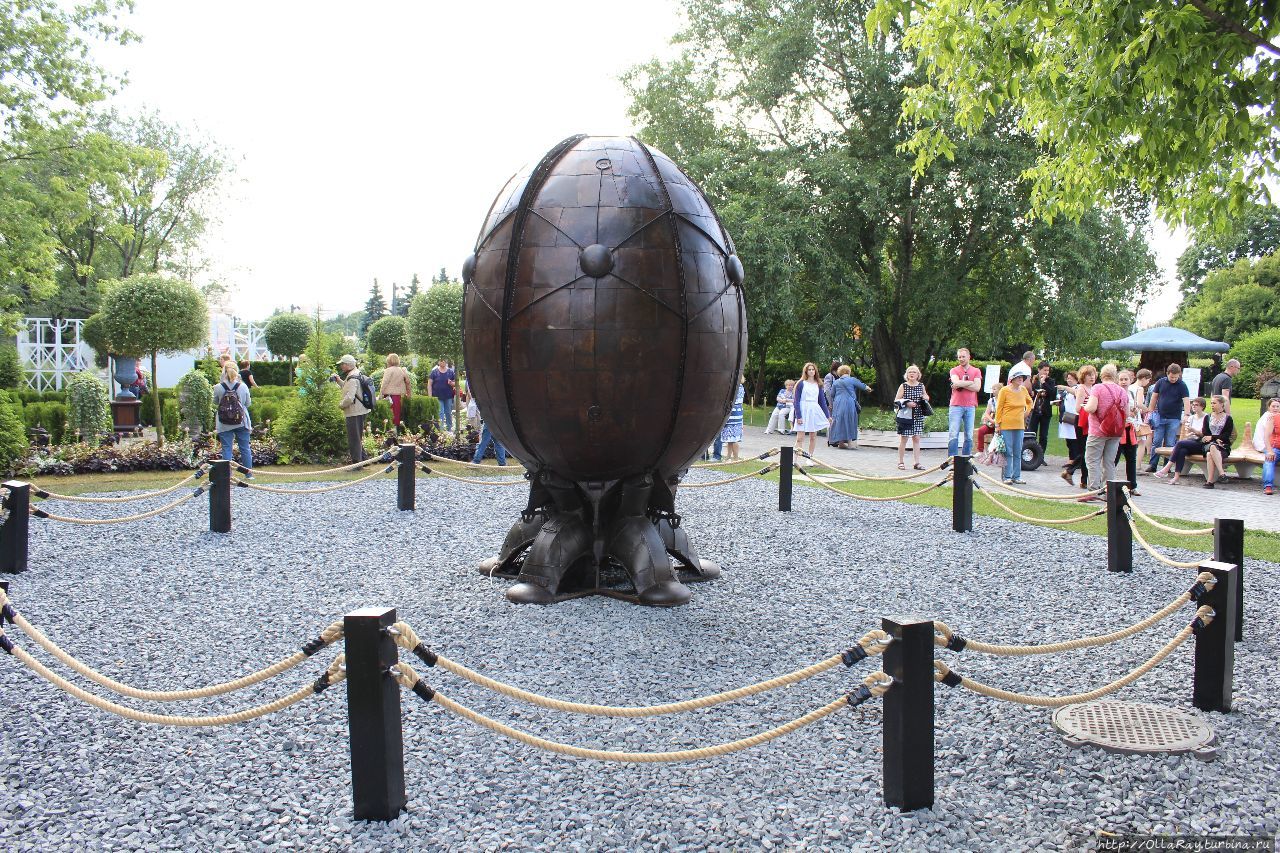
[0,470,1276,851]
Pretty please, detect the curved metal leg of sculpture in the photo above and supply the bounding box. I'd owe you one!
[477,512,544,578]
[506,475,590,604]
[605,476,690,606]
[654,517,722,582]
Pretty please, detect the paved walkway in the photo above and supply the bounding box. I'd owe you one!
[733,425,1279,533]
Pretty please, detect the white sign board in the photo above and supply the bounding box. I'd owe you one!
[1181,367,1203,398]
[984,364,1002,394]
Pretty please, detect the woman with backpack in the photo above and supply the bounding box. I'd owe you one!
[213,361,253,475]
[1079,363,1128,499]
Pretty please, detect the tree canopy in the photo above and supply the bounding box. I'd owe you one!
[366,314,409,356]
[626,0,1156,401]
[1177,203,1280,298]
[361,279,387,335]
[408,282,462,366]
[870,0,1280,230]
[1174,253,1280,345]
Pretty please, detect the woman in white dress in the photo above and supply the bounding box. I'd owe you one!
[792,361,831,461]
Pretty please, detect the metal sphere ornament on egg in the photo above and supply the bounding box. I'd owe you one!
[463,134,747,606]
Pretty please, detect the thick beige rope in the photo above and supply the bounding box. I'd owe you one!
[422,451,518,471]
[33,472,201,504]
[3,591,342,701]
[32,488,206,525]
[972,484,1105,525]
[7,645,346,726]
[236,454,391,477]
[424,467,528,486]
[972,468,1102,500]
[1125,511,1205,569]
[691,448,781,468]
[796,466,951,501]
[1124,490,1215,536]
[395,662,892,763]
[934,609,1210,707]
[235,465,394,494]
[801,454,949,482]
[932,574,1213,656]
[680,463,778,489]
[390,621,891,717]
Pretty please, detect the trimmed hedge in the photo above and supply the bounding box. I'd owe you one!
[1231,328,1280,395]
[195,358,295,387]
[22,401,68,444]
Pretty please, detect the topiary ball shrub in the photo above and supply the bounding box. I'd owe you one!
[176,370,215,439]
[367,315,409,356]
[66,372,112,446]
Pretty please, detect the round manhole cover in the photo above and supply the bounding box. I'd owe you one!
[1052,701,1218,761]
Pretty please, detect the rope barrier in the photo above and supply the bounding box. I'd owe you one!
[933,573,1215,656]
[795,465,952,501]
[235,453,393,477]
[4,640,346,726]
[394,661,892,763]
[420,451,519,472]
[1124,511,1205,569]
[0,590,342,701]
[680,463,779,489]
[691,448,781,468]
[388,621,891,717]
[971,469,1103,500]
[420,465,528,486]
[933,608,1211,707]
[30,487,207,525]
[33,470,204,504]
[971,480,1104,525]
[1123,490,1215,536]
[799,453,950,482]
[235,465,395,494]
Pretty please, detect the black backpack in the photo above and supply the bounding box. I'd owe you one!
[355,373,376,411]
[218,382,244,425]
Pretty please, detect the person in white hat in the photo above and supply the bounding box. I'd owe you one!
[336,354,370,462]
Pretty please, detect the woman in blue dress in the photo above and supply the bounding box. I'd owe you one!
[719,375,745,461]
[827,365,871,448]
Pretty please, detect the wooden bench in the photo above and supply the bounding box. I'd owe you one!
[1153,420,1264,479]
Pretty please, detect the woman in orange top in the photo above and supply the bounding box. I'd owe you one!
[995,373,1033,484]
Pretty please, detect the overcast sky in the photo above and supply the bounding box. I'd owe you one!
[102,0,1185,325]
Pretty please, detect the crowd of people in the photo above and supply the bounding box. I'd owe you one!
[755,351,1276,497]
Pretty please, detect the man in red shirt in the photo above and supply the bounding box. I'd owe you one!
[948,347,983,458]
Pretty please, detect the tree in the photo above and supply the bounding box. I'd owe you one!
[408,283,463,365]
[0,0,135,327]
[367,315,409,356]
[1174,253,1280,345]
[626,0,1155,402]
[400,273,420,315]
[388,281,401,318]
[432,267,450,285]
[98,274,208,446]
[870,0,1280,229]
[264,312,312,384]
[1177,203,1280,298]
[361,279,387,335]
[274,316,347,460]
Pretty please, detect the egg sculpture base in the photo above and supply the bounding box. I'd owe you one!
[476,471,721,606]
[465,135,746,607]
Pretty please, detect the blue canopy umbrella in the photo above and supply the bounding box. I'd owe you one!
[1100,326,1229,352]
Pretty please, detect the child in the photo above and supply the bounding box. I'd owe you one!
[765,379,795,435]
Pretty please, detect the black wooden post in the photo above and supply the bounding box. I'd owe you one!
[1106,480,1131,573]
[1192,561,1236,713]
[1213,518,1244,643]
[951,455,972,533]
[0,481,30,574]
[208,459,231,534]
[344,607,407,821]
[397,444,416,512]
[882,617,934,811]
[778,446,793,512]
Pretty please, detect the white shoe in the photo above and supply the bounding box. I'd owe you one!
[764,430,773,434]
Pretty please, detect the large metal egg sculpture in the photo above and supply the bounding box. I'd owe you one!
[463,134,747,606]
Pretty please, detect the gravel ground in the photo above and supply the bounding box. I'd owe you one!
[0,470,1277,851]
